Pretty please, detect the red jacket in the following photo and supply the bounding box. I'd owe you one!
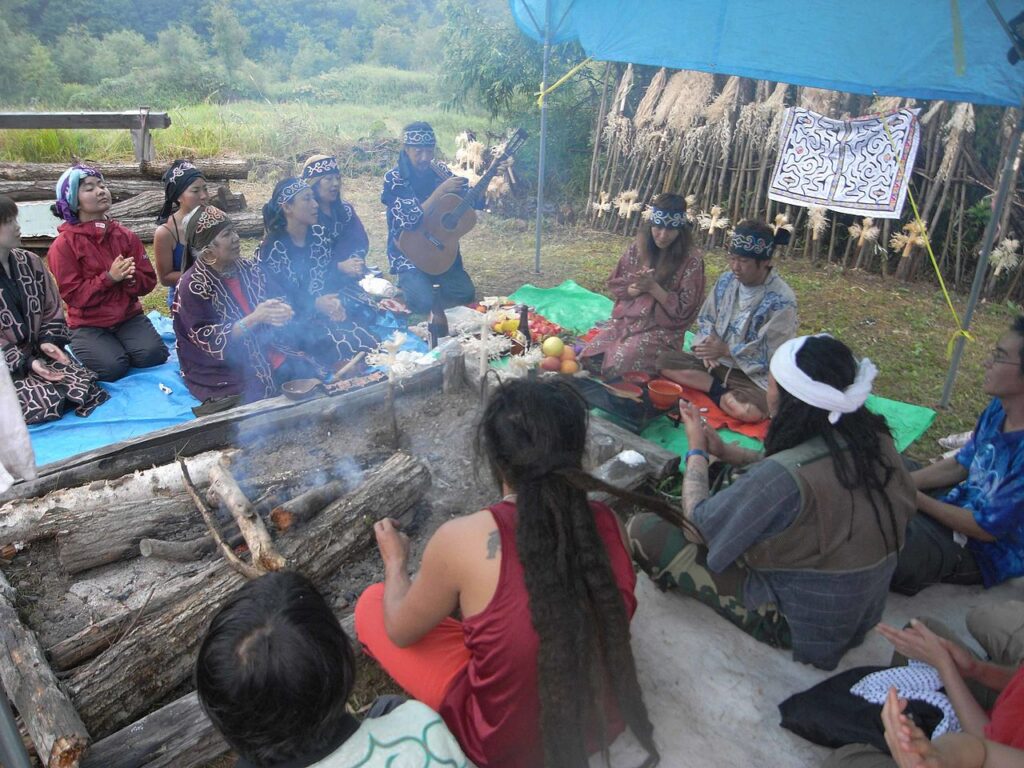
[48,219,158,329]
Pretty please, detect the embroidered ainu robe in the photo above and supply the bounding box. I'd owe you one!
[0,248,108,424]
[256,228,378,367]
[172,257,317,403]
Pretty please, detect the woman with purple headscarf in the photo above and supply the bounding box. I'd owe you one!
[48,165,167,381]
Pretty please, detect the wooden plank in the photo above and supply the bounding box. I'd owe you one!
[0,364,444,504]
[121,209,262,244]
[79,692,227,768]
[0,112,171,130]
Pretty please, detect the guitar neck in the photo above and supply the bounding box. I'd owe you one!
[450,162,501,218]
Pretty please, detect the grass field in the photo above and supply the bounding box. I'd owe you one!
[137,174,1016,450]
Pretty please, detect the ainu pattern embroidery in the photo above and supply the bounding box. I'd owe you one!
[403,129,436,146]
[730,232,773,257]
[768,107,921,219]
[276,179,309,205]
[648,208,689,229]
[168,161,198,182]
[303,157,339,178]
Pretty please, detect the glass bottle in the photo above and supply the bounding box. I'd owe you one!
[427,284,448,349]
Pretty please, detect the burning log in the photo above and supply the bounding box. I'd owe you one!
[207,457,284,573]
[270,481,346,532]
[80,692,227,768]
[65,451,430,737]
[0,158,252,181]
[0,571,90,767]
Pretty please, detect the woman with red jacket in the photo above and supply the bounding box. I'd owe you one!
[48,165,168,381]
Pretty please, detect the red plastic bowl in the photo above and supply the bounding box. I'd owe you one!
[622,371,652,385]
[647,378,683,409]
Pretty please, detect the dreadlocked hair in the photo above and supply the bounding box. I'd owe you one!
[763,336,901,551]
[638,193,693,287]
[476,378,661,768]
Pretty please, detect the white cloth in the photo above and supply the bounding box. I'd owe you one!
[768,107,921,219]
[769,335,876,424]
[0,357,35,492]
[851,660,962,737]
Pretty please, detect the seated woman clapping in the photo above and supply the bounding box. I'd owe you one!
[629,335,917,670]
[173,205,320,408]
[355,378,659,768]
[0,195,108,424]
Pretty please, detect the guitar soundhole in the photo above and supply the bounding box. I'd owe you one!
[441,213,460,230]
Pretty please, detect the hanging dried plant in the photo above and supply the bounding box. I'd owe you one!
[920,101,945,126]
[664,72,715,133]
[698,205,730,246]
[591,190,612,218]
[890,220,928,254]
[614,189,642,218]
[633,68,667,133]
[798,87,840,116]
[771,212,795,239]
[807,206,830,241]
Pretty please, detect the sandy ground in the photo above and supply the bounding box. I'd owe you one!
[602,576,1024,768]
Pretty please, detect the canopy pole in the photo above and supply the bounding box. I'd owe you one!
[939,107,1024,407]
[533,0,552,274]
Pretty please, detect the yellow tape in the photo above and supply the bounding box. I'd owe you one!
[536,57,593,107]
[950,0,966,77]
[881,116,974,357]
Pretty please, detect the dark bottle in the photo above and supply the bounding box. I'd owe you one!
[517,304,532,347]
[427,284,448,349]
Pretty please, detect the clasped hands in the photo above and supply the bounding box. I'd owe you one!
[691,332,729,370]
[626,268,657,298]
[314,294,347,322]
[108,254,136,283]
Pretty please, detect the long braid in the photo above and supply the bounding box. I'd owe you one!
[479,379,660,768]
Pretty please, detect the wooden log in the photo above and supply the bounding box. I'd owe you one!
[588,417,679,480]
[0,179,164,203]
[139,536,216,562]
[80,692,227,768]
[0,158,251,181]
[122,209,263,244]
[207,458,284,572]
[66,451,430,738]
[107,185,244,220]
[0,451,227,550]
[0,363,444,504]
[0,111,171,131]
[0,571,90,767]
[270,480,345,532]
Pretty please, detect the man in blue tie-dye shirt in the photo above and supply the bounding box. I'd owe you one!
[892,316,1024,593]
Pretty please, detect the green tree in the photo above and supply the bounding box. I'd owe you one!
[53,25,101,84]
[22,42,63,104]
[369,25,412,70]
[210,3,249,76]
[290,37,332,79]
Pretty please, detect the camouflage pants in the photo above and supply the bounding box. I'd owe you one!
[626,512,792,649]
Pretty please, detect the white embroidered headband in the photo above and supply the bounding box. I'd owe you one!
[647,206,689,229]
[769,334,877,424]
[403,128,436,146]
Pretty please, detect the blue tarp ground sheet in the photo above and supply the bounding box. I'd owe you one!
[28,312,200,467]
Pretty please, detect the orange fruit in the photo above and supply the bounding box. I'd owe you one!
[560,346,576,361]
[559,359,579,374]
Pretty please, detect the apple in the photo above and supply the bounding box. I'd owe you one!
[541,336,564,357]
[540,356,562,372]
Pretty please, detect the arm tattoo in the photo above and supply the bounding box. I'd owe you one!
[682,460,710,519]
[486,530,500,559]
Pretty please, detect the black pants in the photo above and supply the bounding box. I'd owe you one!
[71,314,169,382]
[890,513,983,595]
[397,262,476,314]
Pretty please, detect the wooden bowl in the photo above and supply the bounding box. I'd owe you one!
[608,382,643,399]
[647,379,683,410]
[282,378,324,401]
[622,371,652,385]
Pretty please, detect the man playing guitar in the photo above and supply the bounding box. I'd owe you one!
[381,122,480,314]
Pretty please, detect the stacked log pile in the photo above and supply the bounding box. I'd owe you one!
[4,158,260,248]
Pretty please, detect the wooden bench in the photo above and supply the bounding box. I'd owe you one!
[0,109,171,162]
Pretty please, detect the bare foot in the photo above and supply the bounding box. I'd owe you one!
[721,391,766,423]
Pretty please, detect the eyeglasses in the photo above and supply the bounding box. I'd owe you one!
[985,349,1022,366]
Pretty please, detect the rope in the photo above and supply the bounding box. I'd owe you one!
[881,113,974,357]
[536,57,593,107]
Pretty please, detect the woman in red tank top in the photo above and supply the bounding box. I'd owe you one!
[355,379,663,768]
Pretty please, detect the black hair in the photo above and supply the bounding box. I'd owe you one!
[1012,315,1024,376]
[764,336,901,551]
[0,195,17,226]
[260,178,294,235]
[638,193,694,286]
[476,378,662,768]
[195,571,355,767]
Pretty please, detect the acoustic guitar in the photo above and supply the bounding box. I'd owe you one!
[399,128,528,275]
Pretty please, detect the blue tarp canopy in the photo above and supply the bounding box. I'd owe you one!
[511,0,1024,107]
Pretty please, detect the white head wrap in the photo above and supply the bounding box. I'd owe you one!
[769,334,877,424]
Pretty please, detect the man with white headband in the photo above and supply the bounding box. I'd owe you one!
[658,218,798,423]
[892,316,1024,594]
[629,335,915,670]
